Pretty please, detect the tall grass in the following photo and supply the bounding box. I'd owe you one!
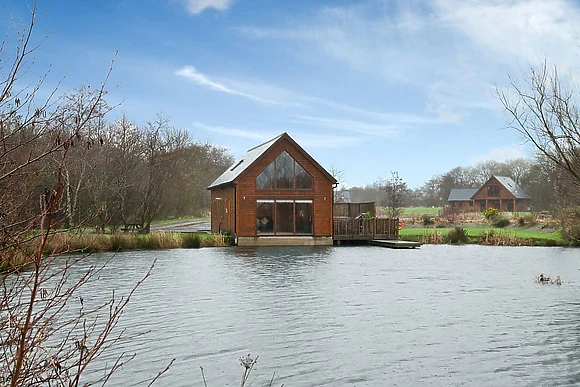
[478,230,534,246]
[421,229,444,244]
[1,232,231,269]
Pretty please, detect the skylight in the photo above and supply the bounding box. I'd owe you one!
[230,159,244,171]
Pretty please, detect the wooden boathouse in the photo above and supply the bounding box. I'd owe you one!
[208,133,408,247]
[208,132,337,247]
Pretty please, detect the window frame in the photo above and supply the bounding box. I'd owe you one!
[256,199,313,235]
[256,151,313,191]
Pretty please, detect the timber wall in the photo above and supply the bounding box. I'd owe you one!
[234,139,334,238]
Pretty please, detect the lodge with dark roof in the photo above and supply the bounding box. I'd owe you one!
[208,132,338,247]
[447,176,532,212]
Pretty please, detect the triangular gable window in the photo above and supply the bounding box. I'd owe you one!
[256,151,313,190]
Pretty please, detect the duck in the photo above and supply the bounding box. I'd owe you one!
[553,276,562,285]
[538,273,551,283]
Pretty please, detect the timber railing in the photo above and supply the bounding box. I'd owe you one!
[333,218,398,241]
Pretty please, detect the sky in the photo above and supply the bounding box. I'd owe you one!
[2,0,580,189]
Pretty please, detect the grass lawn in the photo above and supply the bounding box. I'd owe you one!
[379,207,443,216]
[399,225,566,245]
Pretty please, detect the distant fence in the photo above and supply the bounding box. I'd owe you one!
[333,202,376,218]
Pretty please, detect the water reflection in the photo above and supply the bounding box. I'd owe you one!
[56,245,580,386]
[231,246,332,267]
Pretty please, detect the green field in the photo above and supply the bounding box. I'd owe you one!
[378,207,443,216]
[402,207,443,215]
[399,225,565,245]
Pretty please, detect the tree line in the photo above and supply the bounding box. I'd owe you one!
[2,86,233,234]
[339,158,555,212]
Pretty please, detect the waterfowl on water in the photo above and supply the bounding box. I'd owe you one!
[538,273,550,282]
[536,273,562,285]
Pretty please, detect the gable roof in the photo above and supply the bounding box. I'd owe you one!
[448,188,478,201]
[469,175,532,200]
[493,176,531,199]
[208,132,337,189]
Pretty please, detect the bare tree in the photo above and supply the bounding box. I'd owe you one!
[498,61,580,240]
[328,165,347,202]
[382,171,407,218]
[0,4,171,385]
[498,62,580,192]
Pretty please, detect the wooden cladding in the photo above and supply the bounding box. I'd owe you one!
[236,140,333,238]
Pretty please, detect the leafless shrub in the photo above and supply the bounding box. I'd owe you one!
[0,3,172,385]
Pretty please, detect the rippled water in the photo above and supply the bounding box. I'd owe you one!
[65,245,580,386]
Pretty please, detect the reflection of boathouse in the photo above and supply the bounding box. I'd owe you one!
[208,133,337,246]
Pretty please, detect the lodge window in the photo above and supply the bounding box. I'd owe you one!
[256,199,313,235]
[487,185,499,197]
[256,151,313,190]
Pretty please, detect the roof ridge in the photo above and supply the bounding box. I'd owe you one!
[246,132,285,152]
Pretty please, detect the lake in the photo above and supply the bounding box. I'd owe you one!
[68,245,580,386]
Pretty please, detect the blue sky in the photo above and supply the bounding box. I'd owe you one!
[3,0,579,188]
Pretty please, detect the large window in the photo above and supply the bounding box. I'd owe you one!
[256,151,313,190]
[275,200,294,234]
[256,199,313,235]
[487,185,499,197]
[256,200,274,233]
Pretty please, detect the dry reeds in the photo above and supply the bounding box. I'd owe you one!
[422,229,444,244]
[478,229,533,246]
[1,231,224,271]
[201,233,233,247]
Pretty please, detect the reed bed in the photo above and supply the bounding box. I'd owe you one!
[477,230,534,246]
[1,232,234,272]
[421,230,444,244]
[41,231,231,253]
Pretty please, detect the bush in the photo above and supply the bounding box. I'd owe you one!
[446,227,469,244]
[482,208,500,220]
[560,206,580,243]
[494,217,510,228]
[524,214,536,225]
[422,215,435,226]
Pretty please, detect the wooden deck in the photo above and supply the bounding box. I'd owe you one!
[333,218,398,241]
[370,240,421,249]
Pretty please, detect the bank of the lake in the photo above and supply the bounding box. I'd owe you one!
[399,225,568,246]
[0,232,232,271]
[2,224,571,273]
[67,245,580,386]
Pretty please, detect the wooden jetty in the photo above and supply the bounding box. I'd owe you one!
[370,240,422,249]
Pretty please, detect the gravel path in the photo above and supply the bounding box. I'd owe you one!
[149,219,211,233]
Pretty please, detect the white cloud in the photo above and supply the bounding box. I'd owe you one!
[434,0,578,65]
[290,115,398,138]
[291,132,361,149]
[192,122,271,142]
[192,122,359,150]
[236,0,580,124]
[300,96,437,125]
[471,145,527,164]
[175,65,281,105]
[182,0,235,15]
